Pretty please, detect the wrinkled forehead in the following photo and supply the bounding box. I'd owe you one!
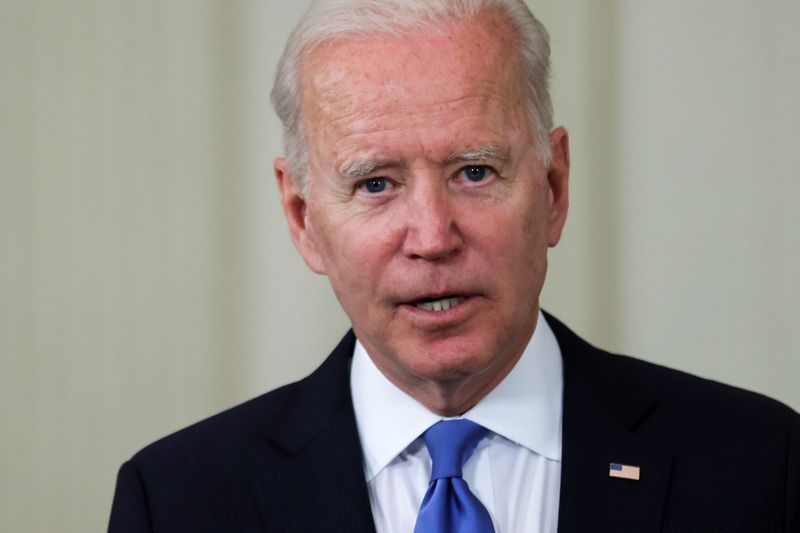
[297,9,528,135]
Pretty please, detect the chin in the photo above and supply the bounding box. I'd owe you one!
[403,336,500,380]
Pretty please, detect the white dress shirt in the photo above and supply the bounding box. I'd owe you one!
[350,311,563,533]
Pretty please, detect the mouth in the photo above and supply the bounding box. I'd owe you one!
[395,291,481,328]
[412,295,465,312]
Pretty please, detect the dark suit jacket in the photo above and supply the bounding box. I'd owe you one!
[109,314,800,532]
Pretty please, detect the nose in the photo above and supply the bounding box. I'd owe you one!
[402,181,464,261]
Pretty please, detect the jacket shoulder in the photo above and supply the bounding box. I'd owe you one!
[546,311,797,425]
[612,350,797,428]
[130,380,298,469]
[129,331,357,468]
[110,332,362,531]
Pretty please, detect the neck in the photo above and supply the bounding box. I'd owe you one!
[374,346,525,417]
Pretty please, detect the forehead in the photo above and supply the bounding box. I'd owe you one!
[298,10,529,161]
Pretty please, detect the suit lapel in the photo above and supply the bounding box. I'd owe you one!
[248,317,673,532]
[548,314,673,533]
[251,332,376,533]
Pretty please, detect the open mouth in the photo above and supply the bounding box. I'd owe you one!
[413,295,465,312]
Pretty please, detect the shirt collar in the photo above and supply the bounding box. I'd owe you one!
[350,311,563,481]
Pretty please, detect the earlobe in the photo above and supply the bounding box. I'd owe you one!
[545,127,570,247]
[274,158,326,274]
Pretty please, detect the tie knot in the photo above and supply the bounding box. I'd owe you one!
[423,419,489,481]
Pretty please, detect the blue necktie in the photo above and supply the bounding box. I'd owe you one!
[414,419,495,533]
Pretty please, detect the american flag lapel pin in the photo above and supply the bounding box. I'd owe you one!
[609,462,641,481]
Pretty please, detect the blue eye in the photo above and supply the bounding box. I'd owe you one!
[362,177,389,193]
[462,166,488,182]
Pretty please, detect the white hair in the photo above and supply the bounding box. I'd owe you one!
[271,0,553,191]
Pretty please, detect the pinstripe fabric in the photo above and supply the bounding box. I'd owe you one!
[549,314,800,533]
[109,314,800,532]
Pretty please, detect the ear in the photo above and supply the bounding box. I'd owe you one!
[274,157,326,274]
[545,126,570,247]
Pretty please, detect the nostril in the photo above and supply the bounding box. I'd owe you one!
[401,187,465,259]
[404,220,464,260]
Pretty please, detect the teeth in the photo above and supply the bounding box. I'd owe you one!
[415,296,463,312]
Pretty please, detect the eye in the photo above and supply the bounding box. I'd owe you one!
[461,165,491,183]
[359,177,392,194]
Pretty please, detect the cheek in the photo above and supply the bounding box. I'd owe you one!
[520,211,551,275]
[518,182,552,243]
[467,192,551,291]
[311,209,400,289]
[470,196,547,252]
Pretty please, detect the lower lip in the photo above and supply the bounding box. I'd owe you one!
[397,295,480,326]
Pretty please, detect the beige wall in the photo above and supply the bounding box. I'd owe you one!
[1,1,797,531]
[538,0,800,407]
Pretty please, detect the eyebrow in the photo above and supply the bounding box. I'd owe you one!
[446,145,510,164]
[338,145,510,178]
[339,159,397,178]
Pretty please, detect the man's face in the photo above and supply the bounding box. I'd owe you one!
[277,11,569,414]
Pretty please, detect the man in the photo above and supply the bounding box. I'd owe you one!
[109,1,800,532]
